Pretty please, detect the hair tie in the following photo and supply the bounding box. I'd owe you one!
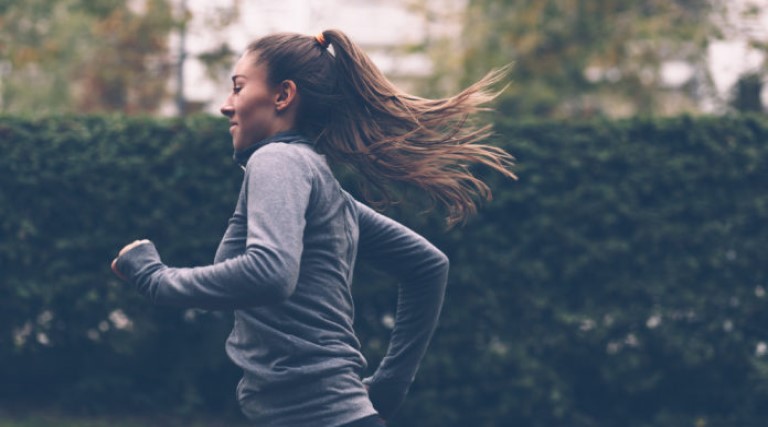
[314,32,330,49]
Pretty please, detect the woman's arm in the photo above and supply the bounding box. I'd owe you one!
[356,201,449,418]
[113,144,311,310]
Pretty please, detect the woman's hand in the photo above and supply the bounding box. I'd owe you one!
[111,239,151,280]
[362,377,409,420]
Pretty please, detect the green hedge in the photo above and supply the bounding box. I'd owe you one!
[1,114,767,427]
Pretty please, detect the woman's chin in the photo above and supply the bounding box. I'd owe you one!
[232,138,246,152]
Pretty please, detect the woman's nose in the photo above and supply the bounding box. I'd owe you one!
[220,102,234,118]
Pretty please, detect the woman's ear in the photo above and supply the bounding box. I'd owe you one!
[275,80,298,112]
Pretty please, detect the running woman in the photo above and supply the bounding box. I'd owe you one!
[112,29,515,427]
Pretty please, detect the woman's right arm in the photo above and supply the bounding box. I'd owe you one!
[356,201,449,419]
[112,145,311,310]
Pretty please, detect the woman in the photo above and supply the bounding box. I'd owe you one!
[112,30,515,427]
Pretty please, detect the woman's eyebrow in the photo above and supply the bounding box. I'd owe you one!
[231,75,247,82]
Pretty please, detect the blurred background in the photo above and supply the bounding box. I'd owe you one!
[1,0,766,118]
[1,1,768,427]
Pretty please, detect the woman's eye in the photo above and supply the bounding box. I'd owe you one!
[233,86,242,94]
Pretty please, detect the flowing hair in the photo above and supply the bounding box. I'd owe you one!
[246,29,516,226]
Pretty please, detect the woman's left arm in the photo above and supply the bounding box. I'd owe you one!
[355,202,450,418]
[112,144,311,310]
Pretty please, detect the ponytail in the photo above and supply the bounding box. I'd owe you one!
[247,30,516,227]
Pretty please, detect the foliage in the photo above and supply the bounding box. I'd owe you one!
[2,115,768,427]
[0,115,244,418]
[0,0,175,114]
[458,0,724,118]
[391,113,768,427]
[0,0,244,116]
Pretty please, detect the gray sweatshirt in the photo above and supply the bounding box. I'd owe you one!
[115,133,449,427]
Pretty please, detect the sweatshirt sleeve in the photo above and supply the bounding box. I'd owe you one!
[355,201,449,418]
[114,144,311,310]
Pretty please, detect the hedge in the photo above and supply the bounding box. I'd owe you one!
[1,114,767,427]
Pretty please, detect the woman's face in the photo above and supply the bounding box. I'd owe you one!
[220,52,280,151]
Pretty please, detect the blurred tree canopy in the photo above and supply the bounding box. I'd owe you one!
[0,0,241,115]
[459,0,723,118]
[405,0,767,118]
[1,0,764,117]
[0,0,176,114]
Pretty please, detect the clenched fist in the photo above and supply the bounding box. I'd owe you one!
[111,239,151,280]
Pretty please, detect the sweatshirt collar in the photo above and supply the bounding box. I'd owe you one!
[233,130,312,168]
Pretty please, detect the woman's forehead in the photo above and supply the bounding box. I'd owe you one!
[232,52,264,78]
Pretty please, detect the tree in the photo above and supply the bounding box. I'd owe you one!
[76,0,176,113]
[0,0,243,116]
[0,0,92,113]
[456,0,721,118]
[0,0,175,114]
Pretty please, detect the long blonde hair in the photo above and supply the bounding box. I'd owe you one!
[247,29,516,226]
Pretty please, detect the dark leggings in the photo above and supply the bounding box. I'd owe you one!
[339,414,387,427]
